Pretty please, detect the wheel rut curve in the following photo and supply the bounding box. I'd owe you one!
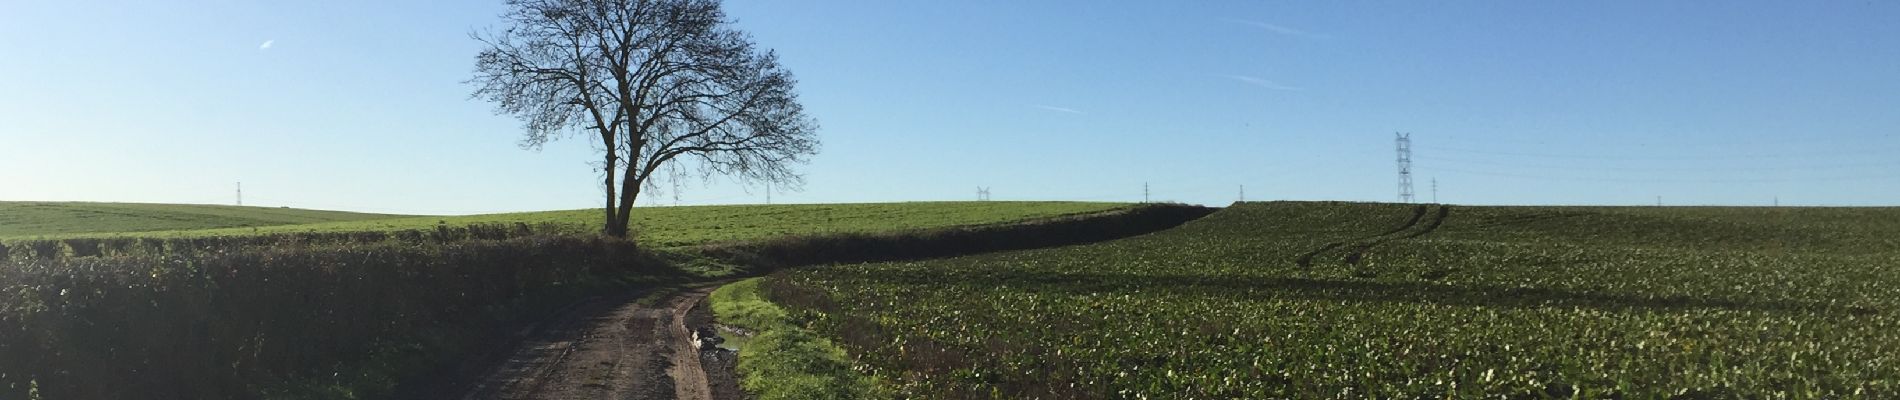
[1341,205,1452,279]
[457,286,731,400]
[1345,205,1450,266]
[1296,205,1428,269]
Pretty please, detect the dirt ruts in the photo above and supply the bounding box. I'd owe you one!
[1346,205,1449,265]
[1297,205,1428,269]
[457,286,739,400]
[1297,205,1450,271]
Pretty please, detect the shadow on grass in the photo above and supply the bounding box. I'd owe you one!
[697,203,1217,273]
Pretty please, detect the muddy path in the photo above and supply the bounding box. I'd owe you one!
[457,285,739,400]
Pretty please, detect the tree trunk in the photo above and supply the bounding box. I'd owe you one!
[603,151,625,238]
[611,177,641,239]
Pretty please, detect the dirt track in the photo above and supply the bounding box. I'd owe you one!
[458,286,738,400]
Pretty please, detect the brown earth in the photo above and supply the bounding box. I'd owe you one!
[457,286,741,400]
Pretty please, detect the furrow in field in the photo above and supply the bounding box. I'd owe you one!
[1345,205,1451,267]
[1296,205,1427,269]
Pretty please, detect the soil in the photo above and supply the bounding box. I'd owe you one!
[687,300,746,400]
[458,286,745,400]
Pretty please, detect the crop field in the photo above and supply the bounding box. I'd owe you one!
[0,201,408,237]
[772,201,1900,398]
[4,201,1126,247]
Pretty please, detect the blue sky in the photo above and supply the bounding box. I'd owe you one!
[3,1,1897,214]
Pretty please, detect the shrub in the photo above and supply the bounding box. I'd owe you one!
[0,234,663,399]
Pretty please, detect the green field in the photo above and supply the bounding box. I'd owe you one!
[1,201,1126,247]
[774,201,1900,398]
[0,201,409,237]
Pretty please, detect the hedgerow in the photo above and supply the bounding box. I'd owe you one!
[0,234,663,399]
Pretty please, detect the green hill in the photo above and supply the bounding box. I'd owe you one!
[779,201,1900,398]
[1,201,1130,248]
[0,201,410,237]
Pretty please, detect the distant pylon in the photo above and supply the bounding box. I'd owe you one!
[1431,178,1438,204]
[977,187,990,201]
[1396,133,1414,203]
[236,182,243,206]
[1239,185,1245,202]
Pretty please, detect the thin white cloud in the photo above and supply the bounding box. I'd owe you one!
[1032,105,1086,115]
[259,40,274,50]
[1223,19,1324,38]
[1223,75,1303,91]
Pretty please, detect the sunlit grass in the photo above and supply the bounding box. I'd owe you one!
[4,201,1127,247]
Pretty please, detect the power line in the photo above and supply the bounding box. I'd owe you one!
[1427,134,1891,150]
[1416,144,1900,161]
[1396,132,1414,203]
[1419,165,1900,183]
[1416,155,1900,172]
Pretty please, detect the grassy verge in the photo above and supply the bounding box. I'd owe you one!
[709,278,880,400]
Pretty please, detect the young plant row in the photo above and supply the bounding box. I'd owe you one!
[776,202,1900,398]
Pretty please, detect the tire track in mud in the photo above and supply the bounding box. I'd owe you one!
[1345,206,1444,265]
[1344,205,1450,274]
[458,286,728,400]
[1403,205,1451,239]
[456,293,639,400]
[1296,205,1428,269]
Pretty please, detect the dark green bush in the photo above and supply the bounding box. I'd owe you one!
[0,234,659,399]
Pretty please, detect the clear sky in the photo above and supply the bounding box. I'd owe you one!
[4,1,1898,214]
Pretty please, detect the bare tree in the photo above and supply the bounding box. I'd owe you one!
[471,0,818,238]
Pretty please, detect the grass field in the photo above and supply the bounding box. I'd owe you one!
[2,201,1128,247]
[0,201,408,237]
[773,201,1900,398]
